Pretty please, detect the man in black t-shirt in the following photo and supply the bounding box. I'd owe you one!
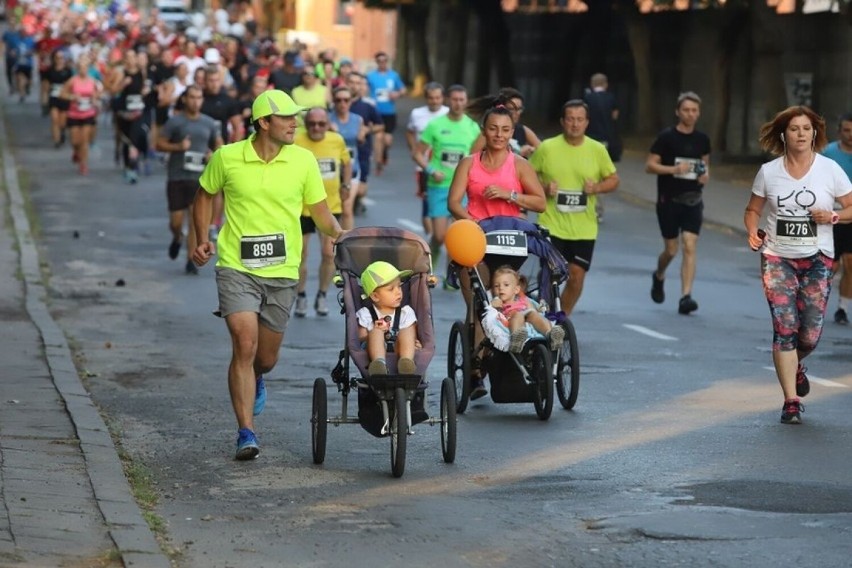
[268,51,303,96]
[201,66,243,143]
[144,41,174,154]
[645,91,711,315]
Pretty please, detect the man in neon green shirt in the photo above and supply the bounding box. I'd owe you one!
[531,99,619,316]
[412,84,480,274]
[192,90,345,461]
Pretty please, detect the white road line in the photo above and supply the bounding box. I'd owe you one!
[622,324,678,341]
[761,366,848,388]
[396,218,424,233]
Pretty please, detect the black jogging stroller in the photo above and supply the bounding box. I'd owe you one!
[311,227,457,478]
[447,216,581,420]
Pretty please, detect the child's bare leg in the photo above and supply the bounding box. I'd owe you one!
[395,326,418,374]
[526,311,552,336]
[367,328,387,362]
[396,326,416,360]
[508,312,528,353]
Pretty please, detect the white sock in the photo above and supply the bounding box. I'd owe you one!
[839,296,850,310]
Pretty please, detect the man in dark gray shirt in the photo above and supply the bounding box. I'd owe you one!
[156,84,223,274]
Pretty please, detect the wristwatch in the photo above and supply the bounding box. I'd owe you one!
[510,191,518,203]
[831,212,840,225]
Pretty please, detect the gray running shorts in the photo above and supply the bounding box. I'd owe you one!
[214,267,297,333]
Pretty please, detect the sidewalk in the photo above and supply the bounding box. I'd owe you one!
[0,95,170,566]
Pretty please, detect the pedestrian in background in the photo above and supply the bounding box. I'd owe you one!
[531,99,619,316]
[294,106,351,318]
[744,105,852,425]
[822,113,852,324]
[366,51,406,174]
[406,81,448,237]
[646,91,711,315]
[156,84,222,275]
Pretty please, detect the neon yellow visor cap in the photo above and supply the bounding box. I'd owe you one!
[251,90,305,122]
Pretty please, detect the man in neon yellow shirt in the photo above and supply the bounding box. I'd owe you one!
[294,106,352,317]
[531,99,619,316]
[291,68,329,111]
[192,90,345,461]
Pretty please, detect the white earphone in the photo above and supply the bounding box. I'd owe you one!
[781,133,785,142]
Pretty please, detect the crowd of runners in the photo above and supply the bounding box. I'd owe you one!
[4,1,852,440]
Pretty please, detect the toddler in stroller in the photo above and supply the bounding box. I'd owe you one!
[447,216,580,419]
[311,227,457,477]
[490,265,564,353]
[356,261,419,377]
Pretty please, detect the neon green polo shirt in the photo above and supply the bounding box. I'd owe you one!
[199,134,327,279]
[420,114,480,189]
[530,135,616,241]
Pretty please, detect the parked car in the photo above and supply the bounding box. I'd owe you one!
[155,0,190,28]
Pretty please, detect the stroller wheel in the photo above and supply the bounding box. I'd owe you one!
[440,378,457,463]
[448,321,472,413]
[311,378,327,464]
[530,344,554,420]
[390,387,407,478]
[555,319,580,410]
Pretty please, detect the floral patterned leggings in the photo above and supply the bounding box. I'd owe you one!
[761,253,834,353]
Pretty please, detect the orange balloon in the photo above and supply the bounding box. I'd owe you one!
[445,219,486,267]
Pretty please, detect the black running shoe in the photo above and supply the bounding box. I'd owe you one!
[470,380,488,401]
[678,295,698,315]
[795,363,810,397]
[780,399,803,424]
[185,260,198,275]
[835,308,849,325]
[651,272,665,303]
[168,239,181,260]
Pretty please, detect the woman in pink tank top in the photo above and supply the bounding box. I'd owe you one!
[62,54,102,175]
[446,104,547,398]
[448,105,545,221]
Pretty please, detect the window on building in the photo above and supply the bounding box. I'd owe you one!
[336,1,354,26]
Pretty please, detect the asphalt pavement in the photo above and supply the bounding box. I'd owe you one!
[0,89,762,567]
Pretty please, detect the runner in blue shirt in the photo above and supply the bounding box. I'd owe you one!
[365,51,406,174]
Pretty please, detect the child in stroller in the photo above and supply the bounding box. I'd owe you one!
[312,227,456,477]
[356,261,419,376]
[447,215,580,418]
[490,265,565,353]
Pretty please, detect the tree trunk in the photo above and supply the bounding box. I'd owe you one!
[445,2,471,86]
[471,0,515,96]
[396,6,411,81]
[399,3,431,92]
[712,5,749,156]
[749,0,786,123]
[622,7,655,135]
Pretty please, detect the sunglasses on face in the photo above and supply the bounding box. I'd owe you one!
[306,121,327,127]
[334,97,351,103]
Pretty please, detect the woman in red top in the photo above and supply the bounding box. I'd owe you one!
[447,104,546,399]
[62,54,102,175]
[448,104,545,221]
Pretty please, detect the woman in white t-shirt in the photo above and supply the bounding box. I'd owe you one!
[744,106,852,425]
